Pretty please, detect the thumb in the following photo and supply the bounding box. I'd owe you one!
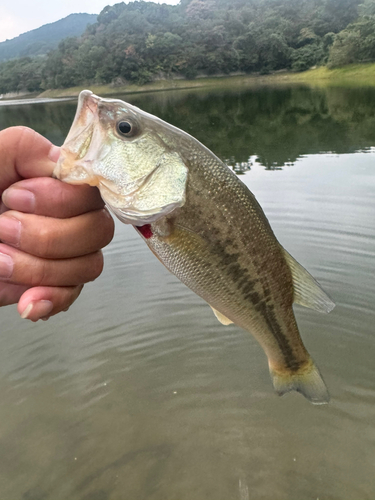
[0,127,60,193]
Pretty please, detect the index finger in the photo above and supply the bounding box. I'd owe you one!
[0,127,59,193]
[2,177,104,218]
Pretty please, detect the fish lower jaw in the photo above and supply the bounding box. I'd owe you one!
[58,172,100,187]
[54,157,100,186]
[104,200,181,225]
[106,205,166,225]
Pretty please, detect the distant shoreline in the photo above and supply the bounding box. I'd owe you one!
[3,63,375,102]
[37,73,295,99]
[38,64,375,98]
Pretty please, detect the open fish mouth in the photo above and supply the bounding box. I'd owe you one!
[54,90,161,201]
[54,90,188,225]
[54,91,111,187]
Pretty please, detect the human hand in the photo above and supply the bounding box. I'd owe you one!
[0,126,114,321]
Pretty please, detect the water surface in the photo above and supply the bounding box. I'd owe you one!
[0,85,374,500]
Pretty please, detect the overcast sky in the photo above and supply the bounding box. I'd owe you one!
[0,0,180,43]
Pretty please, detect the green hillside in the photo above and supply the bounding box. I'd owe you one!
[0,13,97,62]
[2,0,375,94]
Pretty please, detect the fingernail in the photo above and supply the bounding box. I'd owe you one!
[0,216,21,246]
[2,188,35,213]
[48,145,60,163]
[20,302,33,319]
[0,252,13,278]
[20,300,53,321]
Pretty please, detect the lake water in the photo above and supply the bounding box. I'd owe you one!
[0,85,374,500]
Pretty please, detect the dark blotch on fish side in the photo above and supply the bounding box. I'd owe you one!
[256,301,301,372]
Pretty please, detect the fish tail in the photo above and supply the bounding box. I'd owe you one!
[269,359,330,405]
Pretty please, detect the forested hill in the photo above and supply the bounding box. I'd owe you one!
[1,0,375,94]
[0,13,97,62]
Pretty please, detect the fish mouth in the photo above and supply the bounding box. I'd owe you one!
[55,90,156,195]
[54,91,102,185]
[54,90,188,225]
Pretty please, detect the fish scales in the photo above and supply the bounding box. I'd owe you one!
[148,141,306,372]
[55,90,335,404]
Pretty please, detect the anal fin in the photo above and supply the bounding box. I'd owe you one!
[210,306,233,325]
[282,247,335,313]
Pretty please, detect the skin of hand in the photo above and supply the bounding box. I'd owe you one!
[0,126,115,321]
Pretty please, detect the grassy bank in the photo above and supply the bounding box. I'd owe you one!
[288,63,375,87]
[38,73,294,99]
[38,63,375,99]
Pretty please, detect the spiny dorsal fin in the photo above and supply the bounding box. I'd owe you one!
[210,306,234,325]
[281,247,335,314]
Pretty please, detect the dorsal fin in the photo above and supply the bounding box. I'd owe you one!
[209,306,234,325]
[281,247,335,313]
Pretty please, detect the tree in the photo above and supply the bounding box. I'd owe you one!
[328,16,375,67]
[0,0,369,91]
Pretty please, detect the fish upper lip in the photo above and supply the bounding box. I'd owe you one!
[86,101,97,115]
[63,90,180,211]
[84,92,101,115]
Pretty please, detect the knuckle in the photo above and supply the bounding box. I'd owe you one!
[40,178,71,217]
[80,185,104,211]
[36,177,55,191]
[99,209,115,246]
[17,127,38,157]
[36,225,54,258]
[32,258,48,286]
[58,285,84,313]
[70,284,84,306]
[88,251,104,281]
[57,183,74,212]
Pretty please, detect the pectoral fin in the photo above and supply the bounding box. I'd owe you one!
[209,306,233,325]
[282,247,335,313]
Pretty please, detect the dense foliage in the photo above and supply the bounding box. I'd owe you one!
[328,17,375,65]
[0,0,374,93]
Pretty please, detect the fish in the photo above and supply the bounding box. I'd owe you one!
[54,90,335,404]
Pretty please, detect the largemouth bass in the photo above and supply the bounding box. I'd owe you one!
[55,90,335,404]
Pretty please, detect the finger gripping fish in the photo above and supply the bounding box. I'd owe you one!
[55,90,335,404]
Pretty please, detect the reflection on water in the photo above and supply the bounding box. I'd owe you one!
[0,86,375,499]
[2,85,375,167]
[0,97,74,107]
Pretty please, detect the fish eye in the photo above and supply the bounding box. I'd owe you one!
[117,121,132,135]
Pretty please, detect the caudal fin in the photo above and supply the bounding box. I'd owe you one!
[269,360,330,405]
